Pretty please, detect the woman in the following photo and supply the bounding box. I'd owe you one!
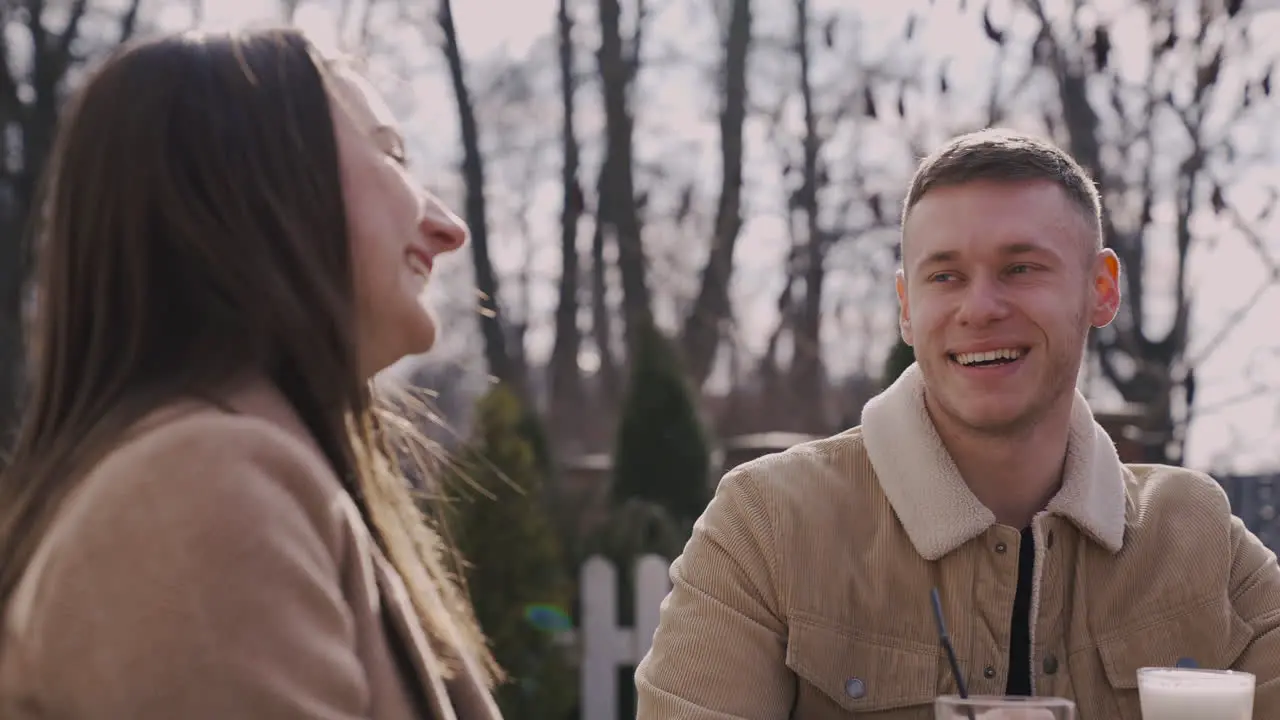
[0,27,502,719]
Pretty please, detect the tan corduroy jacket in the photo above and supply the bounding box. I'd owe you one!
[0,379,502,720]
[636,365,1280,719]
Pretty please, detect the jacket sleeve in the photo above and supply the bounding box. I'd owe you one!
[635,470,794,719]
[14,417,373,719]
[1226,514,1280,718]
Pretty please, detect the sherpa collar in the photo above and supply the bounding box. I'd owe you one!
[860,363,1127,560]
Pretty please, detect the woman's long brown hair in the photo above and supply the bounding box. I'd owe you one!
[0,28,497,683]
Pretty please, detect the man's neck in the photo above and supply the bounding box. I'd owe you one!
[926,395,1072,530]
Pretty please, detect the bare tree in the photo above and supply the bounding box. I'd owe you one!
[595,0,653,357]
[587,185,621,405]
[548,0,587,434]
[0,0,143,440]
[1007,0,1278,463]
[679,0,751,388]
[575,0,648,447]
[436,0,523,393]
[744,0,851,432]
[787,0,827,428]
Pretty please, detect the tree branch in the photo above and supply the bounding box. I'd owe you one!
[118,0,143,44]
[55,0,90,68]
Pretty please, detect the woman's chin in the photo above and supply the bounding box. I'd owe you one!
[360,310,439,379]
[402,313,438,357]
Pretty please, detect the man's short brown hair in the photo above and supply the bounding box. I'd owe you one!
[902,128,1103,251]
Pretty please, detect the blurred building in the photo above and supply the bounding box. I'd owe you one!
[1220,474,1280,551]
[1093,406,1150,464]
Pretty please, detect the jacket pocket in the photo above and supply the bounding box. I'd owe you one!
[1092,598,1253,719]
[785,614,939,716]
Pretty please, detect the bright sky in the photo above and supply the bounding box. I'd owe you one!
[178,0,1280,474]
[164,0,558,56]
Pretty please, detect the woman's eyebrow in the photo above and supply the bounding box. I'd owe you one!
[371,124,404,150]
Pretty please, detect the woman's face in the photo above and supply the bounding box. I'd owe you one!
[328,67,467,378]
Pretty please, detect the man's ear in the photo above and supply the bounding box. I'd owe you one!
[896,269,913,344]
[1090,249,1121,328]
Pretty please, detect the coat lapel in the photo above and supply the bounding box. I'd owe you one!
[372,551,504,720]
[372,551,459,720]
[441,633,504,720]
[227,378,503,720]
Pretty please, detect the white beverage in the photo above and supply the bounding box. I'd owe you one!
[1137,667,1254,720]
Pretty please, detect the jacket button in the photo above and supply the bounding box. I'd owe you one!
[844,677,866,699]
[983,666,996,679]
[1043,654,1059,675]
[995,542,1008,554]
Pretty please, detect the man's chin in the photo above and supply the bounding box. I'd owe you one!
[943,398,1034,436]
[961,413,1032,436]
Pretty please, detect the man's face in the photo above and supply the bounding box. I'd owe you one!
[896,178,1121,435]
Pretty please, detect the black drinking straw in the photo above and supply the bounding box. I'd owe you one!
[931,587,976,720]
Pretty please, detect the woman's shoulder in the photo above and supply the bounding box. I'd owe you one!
[117,378,331,468]
[1,386,377,718]
[5,382,366,648]
[82,389,336,514]
[109,392,330,483]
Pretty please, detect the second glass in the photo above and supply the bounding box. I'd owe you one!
[935,694,1075,719]
[1137,667,1254,720]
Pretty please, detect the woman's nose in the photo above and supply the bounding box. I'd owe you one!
[419,191,468,253]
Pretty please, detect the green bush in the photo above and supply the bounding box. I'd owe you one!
[446,384,576,720]
[611,321,712,530]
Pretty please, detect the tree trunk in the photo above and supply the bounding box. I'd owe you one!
[437,0,521,392]
[595,0,652,360]
[549,0,586,432]
[588,157,621,409]
[0,0,142,445]
[788,0,828,432]
[680,0,751,388]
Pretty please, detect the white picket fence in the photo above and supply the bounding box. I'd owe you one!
[557,554,672,720]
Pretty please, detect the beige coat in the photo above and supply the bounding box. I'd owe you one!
[0,379,502,720]
[637,365,1280,719]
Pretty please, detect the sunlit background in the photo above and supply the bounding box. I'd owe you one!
[141,0,1280,473]
[4,1,1280,717]
[9,0,1280,487]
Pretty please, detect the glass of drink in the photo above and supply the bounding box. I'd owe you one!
[935,695,1075,719]
[1137,667,1254,720]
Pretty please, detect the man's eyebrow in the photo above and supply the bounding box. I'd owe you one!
[912,241,1061,273]
[915,249,958,272]
[1001,241,1049,256]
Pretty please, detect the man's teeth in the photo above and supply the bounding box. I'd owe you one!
[954,348,1023,366]
[408,254,430,276]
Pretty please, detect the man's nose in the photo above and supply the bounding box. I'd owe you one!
[955,276,1011,326]
[419,191,468,253]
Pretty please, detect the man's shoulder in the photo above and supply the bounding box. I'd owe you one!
[1116,462,1241,553]
[1122,462,1232,516]
[716,426,876,512]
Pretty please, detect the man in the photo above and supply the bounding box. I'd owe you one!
[635,129,1280,719]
